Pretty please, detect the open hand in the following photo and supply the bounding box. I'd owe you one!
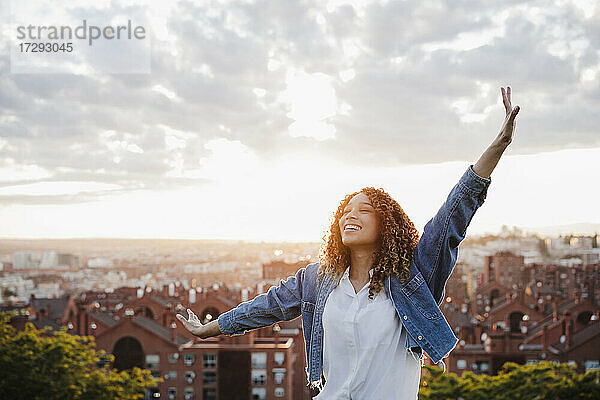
[495,86,520,147]
[176,308,206,338]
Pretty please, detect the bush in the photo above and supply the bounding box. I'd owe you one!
[419,361,600,400]
[0,311,159,400]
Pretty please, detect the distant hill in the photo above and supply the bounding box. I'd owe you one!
[522,223,600,237]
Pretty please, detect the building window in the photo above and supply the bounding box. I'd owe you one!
[166,370,177,380]
[203,370,217,385]
[457,359,467,369]
[274,352,285,366]
[274,371,285,384]
[252,352,267,368]
[145,354,160,369]
[184,387,194,400]
[168,353,179,363]
[251,369,267,385]
[584,360,599,371]
[183,353,195,366]
[202,388,216,400]
[251,388,266,400]
[185,371,196,383]
[168,387,176,400]
[275,387,284,397]
[473,361,489,373]
[203,353,217,368]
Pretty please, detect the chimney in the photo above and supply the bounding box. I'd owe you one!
[506,292,511,303]
[188,288,196,304]
[542,325,548,354]
[552,302,558,322]
[170,319,176,343]
[273,323,281,347]
[566,319,573,350]
[163,307,169,327]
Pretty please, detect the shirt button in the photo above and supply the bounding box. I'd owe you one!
[418,335,423,340]
[403,315,408,320]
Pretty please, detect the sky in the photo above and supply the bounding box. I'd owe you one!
[0,0,599,242]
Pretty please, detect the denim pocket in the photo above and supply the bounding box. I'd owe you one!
[302,300,315,313]
[402,272,443,320]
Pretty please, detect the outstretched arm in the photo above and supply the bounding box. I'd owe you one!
[177,265,307,338]
[472,86,520,178]
[414,87,520,302]
[176,309,222,339]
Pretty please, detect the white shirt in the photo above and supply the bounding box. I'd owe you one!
[313,267,422,400]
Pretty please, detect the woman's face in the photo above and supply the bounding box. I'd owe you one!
[338,192,380,247]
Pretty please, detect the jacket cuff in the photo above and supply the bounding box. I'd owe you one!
[217,310,237,335]
[459,164,491,195]
[468,165,491,183]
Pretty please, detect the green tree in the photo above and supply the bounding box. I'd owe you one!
[0,311,159,399]
[419,361,600,400]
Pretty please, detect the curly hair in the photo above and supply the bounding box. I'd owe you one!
[317,186,420,300]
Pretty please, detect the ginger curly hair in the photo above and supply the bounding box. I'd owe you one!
[317,186,420,300]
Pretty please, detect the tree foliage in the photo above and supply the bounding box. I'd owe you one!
[0,311,158,400]
[419,361,600,400]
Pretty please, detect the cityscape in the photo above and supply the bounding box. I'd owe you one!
[2,0,600,398]
[1,228,599,399]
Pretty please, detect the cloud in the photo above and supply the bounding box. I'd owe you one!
[1,0,599,206]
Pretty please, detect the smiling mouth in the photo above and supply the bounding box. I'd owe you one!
[344,224,362,233]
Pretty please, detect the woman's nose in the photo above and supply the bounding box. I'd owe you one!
[346,211,359,221]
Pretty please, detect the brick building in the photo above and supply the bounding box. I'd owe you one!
[9,281,313,400]
[441,251,600,376]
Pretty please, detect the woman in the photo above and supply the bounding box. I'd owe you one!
[177,87,521,399]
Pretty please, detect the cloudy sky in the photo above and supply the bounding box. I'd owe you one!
[0,0,598,241]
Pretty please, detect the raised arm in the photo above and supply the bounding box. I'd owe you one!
[177,265,306,338]
[414,86,520,303]
[472,86,520,178]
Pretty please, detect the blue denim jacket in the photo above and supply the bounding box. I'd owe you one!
[217,165,491,389]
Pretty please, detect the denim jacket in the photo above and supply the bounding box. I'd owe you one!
[217,165,491,390]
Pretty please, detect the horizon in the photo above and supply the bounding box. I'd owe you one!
[1,221,599,243]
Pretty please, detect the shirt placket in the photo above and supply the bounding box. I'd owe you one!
[341,276,359,398]
[345,276,371,399]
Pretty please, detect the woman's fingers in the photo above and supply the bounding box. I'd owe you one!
[501,87,508,113]
[508,105,520,122]
[501,86,514,116]
[188,308,200,323]
[188,308,201,323]
[176,313,188,326]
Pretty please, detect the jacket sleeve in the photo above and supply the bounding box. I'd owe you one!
[217,266,306,336]
[413,165,491,304]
